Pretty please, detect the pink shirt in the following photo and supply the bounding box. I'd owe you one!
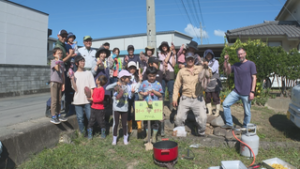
[177,46,185,63]
[158,52,176,72]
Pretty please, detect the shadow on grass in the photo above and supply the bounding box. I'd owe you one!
[269,114,300,141]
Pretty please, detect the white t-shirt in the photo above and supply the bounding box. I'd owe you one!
[72,71,96,105]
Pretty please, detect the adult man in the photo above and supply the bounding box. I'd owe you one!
[55,30,74,62]
[55,30,74,117]
[173,53,211,136]
[78,36,96,68]
[222,47,257,129]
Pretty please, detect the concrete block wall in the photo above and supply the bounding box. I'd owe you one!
[0,64,50,97]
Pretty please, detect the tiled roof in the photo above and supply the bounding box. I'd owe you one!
[226,21,300,38]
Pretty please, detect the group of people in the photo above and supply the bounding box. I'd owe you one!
[49,29,257,145]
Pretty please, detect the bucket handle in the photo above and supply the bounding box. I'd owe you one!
[161,138,169,141]
[161,149,170,154]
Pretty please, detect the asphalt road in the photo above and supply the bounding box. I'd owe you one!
[0,93,50,137]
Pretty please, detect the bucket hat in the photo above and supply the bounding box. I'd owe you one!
[96,47,111,58]
[67,32,76,40]
[118,70,132,79]
[159,41,170,52]
[186,41,198,51]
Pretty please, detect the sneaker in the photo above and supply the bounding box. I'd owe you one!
[50,118,61,124]
[221,125,233,129]
[59,116,68,122]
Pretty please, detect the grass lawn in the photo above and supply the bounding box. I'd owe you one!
[19,106,300,169]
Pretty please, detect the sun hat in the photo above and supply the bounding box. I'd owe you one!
[127,61,137,68]
[96,47,111,58]
[158,41,170,52]
[186,41,198,51]
[145,46,155,53]
[118,70,132,79]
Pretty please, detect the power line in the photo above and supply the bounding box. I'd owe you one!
[197,0,209,44]
[179,0,201,42]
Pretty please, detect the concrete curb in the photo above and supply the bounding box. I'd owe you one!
[0,116,78,169]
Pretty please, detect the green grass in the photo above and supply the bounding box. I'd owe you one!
[19,133,300,169]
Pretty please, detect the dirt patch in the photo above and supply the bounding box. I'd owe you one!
[127,160,139,169]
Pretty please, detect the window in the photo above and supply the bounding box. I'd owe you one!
[268,42,281,47]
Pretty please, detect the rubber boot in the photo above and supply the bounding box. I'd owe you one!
[160,121,165,137]
[87,128,93,140]
[215,104,220,117]
[128,120,132,134]
[101,128,106,139]
[143,129,148,143]
[124,135,129,145]
[206,103,212,115]
[152,129,158,143]
[112,136,117,145]
[137,121,143,139]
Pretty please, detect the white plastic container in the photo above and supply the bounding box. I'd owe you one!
[240,123,260,157]
[263,157,296,169]
[221,160,247,169]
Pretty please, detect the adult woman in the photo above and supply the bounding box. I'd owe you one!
[158,41,176,110]
[203,49,222,117]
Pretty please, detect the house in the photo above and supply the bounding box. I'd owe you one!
[0,0,49,65]
[226,0,300,52]
[0,0,50,97]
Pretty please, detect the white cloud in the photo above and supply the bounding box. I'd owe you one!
[184,24,209,39]
[214,29,225,37]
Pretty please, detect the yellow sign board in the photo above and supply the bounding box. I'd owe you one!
[135,101,163,121]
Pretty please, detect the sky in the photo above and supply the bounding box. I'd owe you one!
[10,0,286,46]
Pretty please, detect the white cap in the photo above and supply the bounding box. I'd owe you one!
[127,61,137,68]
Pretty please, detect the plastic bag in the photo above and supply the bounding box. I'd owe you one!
[173,126,187,137]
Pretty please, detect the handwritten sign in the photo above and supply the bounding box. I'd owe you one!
[135,101,163,120]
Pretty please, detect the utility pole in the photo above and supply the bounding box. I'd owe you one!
[146,0,157,55]
[200,22,203,45]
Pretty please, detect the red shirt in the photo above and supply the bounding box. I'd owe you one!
[91,87,105,110]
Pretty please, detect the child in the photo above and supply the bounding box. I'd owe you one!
[138,67,164,143]
[70,55,96,136]
[177,44,186,69]
[142,57,165,136]
[126,61,142,135]
[50,47,67,124]
[87,75,108,139]
[106,70,132,145]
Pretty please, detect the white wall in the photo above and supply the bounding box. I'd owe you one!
[0,1,48,65]
[92,33,192,50]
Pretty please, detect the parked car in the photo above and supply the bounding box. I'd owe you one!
[287,84,300,128]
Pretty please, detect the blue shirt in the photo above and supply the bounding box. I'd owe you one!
[138,80,163,102]
[231,60,257,96]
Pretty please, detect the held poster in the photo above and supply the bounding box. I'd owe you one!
[134,101,163,121]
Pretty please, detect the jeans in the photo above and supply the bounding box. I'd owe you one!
[161,79,174,101]
[223,91,251,127]
[74,104,91,133]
